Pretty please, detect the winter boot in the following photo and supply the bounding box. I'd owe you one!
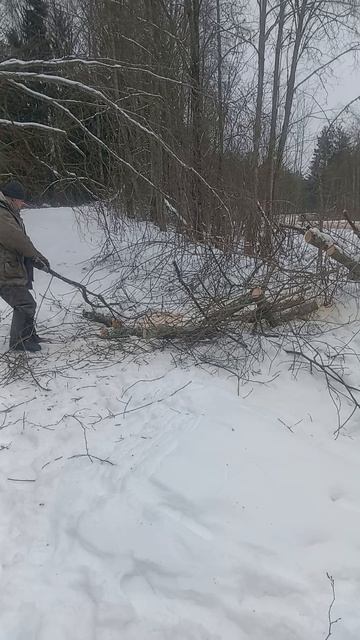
[11,340,41,353]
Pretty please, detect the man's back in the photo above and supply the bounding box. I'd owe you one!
[0,181,50,352]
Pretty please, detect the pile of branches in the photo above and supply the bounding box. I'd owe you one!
[83,284,320,341]
[3,206,360,437]
[80,207,360,344]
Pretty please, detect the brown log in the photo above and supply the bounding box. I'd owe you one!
[85,285,319,341]
[238,295,305,323]
[326,245,360,280]
[304,229,360,280]
[233,297,319,326]
[304,228,330,251]
[83,310,112,326]
[272,299,319,325]
[208,289,264,323]
[269,294,306,312]
[97,297,320,340]
[85,289,267,340]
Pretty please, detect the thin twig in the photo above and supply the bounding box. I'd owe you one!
[0,397,36,414]
[325,573,341,640]
[67,454,115,465]
[173,260,207,318]
[49,268,121,319]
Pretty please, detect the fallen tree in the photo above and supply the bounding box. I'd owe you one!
[304,228,360,280]
[83,284,320,340]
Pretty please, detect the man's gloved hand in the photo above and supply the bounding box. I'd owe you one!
[33,255,50,272]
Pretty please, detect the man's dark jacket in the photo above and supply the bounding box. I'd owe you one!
[0,191,45,288]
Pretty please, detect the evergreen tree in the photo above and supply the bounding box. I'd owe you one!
[48,2,75,58]
[309,126,351,178]
[7,0,51,60]
[3,0,53,194]
[307,126,352,211]
[6,0,52,122]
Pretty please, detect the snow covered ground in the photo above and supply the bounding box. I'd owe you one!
[0,207,360,640]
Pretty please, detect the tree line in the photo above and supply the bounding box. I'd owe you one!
[1,0,360,242]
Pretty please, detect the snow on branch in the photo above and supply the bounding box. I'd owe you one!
[0,116,84,157]
[304,227,360,280]
[0,57,190,88]
[8,79,162,191]
[0,118,66,134]
[0,66,230,218]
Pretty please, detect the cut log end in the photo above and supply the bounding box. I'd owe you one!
[251,287,263,299]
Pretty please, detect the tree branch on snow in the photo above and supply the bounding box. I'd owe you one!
[285,347,360,438]
[83,286,320,343]
[48,269,122,319]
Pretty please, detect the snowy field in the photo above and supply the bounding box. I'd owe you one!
[0,207,360,639]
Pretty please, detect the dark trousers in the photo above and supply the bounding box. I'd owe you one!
[0,286,36,347]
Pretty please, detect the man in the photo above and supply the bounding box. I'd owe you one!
[0,180,50,353]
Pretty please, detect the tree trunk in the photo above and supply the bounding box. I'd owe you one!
[146,0,165,229]
[216,0,224,181]
[266,0,285,214]
[304,228,360,280]
[185,0,203,233]
[275,0,308,174]
[246,0,267,251]
[253,0,267,201]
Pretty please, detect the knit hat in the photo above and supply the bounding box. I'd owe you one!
[2,180,27,201]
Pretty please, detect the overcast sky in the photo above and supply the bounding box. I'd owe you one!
[325,57,359,119]
[292,51,360,170]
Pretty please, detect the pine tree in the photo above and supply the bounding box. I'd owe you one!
[7,0,51,60]
[307,126,352,210]
[21,0,51,59]
[5,0,52,123]
[2,0,53,194]
[48,2,74,58]
[309,126,351,177]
